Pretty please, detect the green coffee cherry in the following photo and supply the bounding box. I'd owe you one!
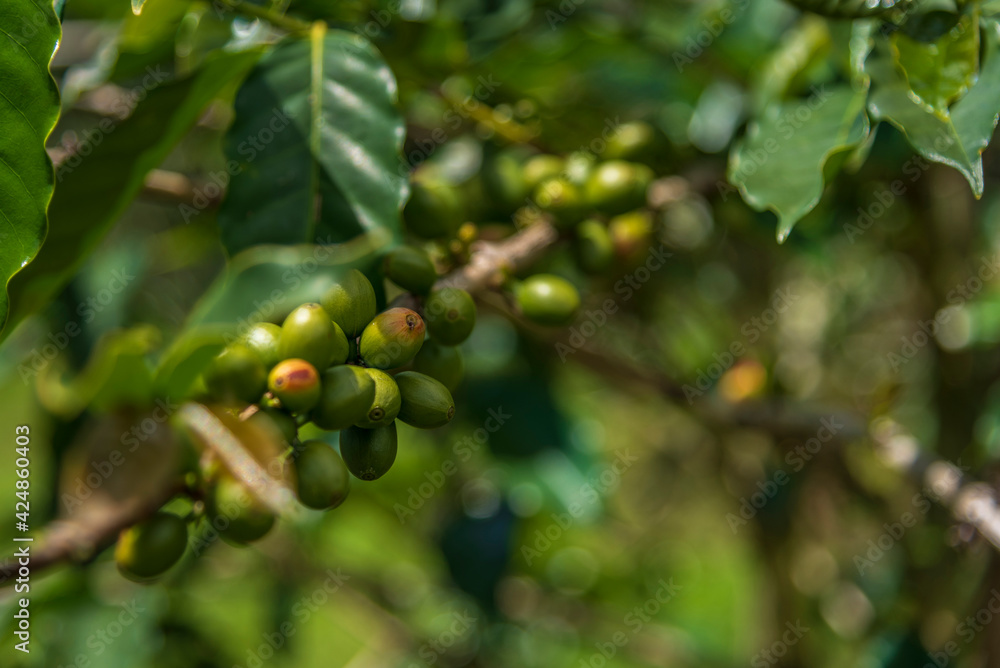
[424,288,476,345]
[395,371,456,429]
[359,308,426,370]
[383,246,438,295]
[609,210,654,261]
[483,150,529,211]
[310,365,376,430]
[208,475,275,544]
[354,368,401,428]
[249,407,298,446]
[339,423,398,481]
[412,340,464,391]
[268,358,322,413]
[575,218,614,273]
[295,440,351,510]
[279,303,349,370]
[523,154,565,191]
[203,344,267,404]
[605,121,655,161]
[404,175,463,239]
[241,323,283,370]
[585,161,652,215]
[115,512,188,581]
[321,269,377,338]
[534,176,585,227]
[516,274,581,326]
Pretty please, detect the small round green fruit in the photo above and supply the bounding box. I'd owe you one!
[294,440,351,510]
[115,512,188,581]
[395,371,456,429]
[310,365,376,430]
[268,358,321,413]
[321,269,377,338]
[605,121,655,161]
[241,323,283,369]
[359,308,426,369]
[279,303,349,370]
[203,344,267,404]
[412,340,464,391]
[339,423,398,481]
[248,407,298,445]
[575,218,614,273]
[522,155,565,190]
[534,176,585,227]
[516,275,581,326]
[424,288,476,345]
[404,175,463,239]
[585,161,652,215]
[354,368,401,428]
[383,246,438,295]
[207,475,275,544]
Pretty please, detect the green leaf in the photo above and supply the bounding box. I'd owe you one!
[36,326,159,417]
[866,46,984,197]
[0,0,61,349]
[0,49,262,341]
[951,20,1000,166]
[216,25,408,256]
[890,9,979,112]
[728,84,870,242]
[152,327,227,401]
[186,236,390,332]
[131,0,148,14]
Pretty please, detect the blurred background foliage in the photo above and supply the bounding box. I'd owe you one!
[3,0,1000,666]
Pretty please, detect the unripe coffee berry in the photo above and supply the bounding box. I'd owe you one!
[295,440,351,510]
[383,246,438,295]
[585,160,651,215]
[359,307,426,369]
[340,423,398,480]
[424,288,476,345]
[575,218,614,273]
[395,371,456,429]
[310,364,376,430]
[354,368,401,428]
[516,274,581,326]
[248,407,298,446]
[207,475,275,544]
[534,176,585,227]
[321,269,377,338]
[280,303,348,370]
[203,344,267,404]
[115,512,188,581]
[268,358,321,413]
[242,323,283,370]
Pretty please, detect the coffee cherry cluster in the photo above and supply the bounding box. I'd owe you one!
[404,123,656,329]
[114,261,475,581]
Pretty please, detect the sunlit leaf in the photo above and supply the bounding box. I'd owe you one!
[216,26,408,255]
[890,9,978,112]
[728,84,870,241]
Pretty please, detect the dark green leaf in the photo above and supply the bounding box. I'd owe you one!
[1,49,262,341]
[216,26,408,256]
[0,0,61,347]
[728,84,870,241]
[890,9,978,112]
